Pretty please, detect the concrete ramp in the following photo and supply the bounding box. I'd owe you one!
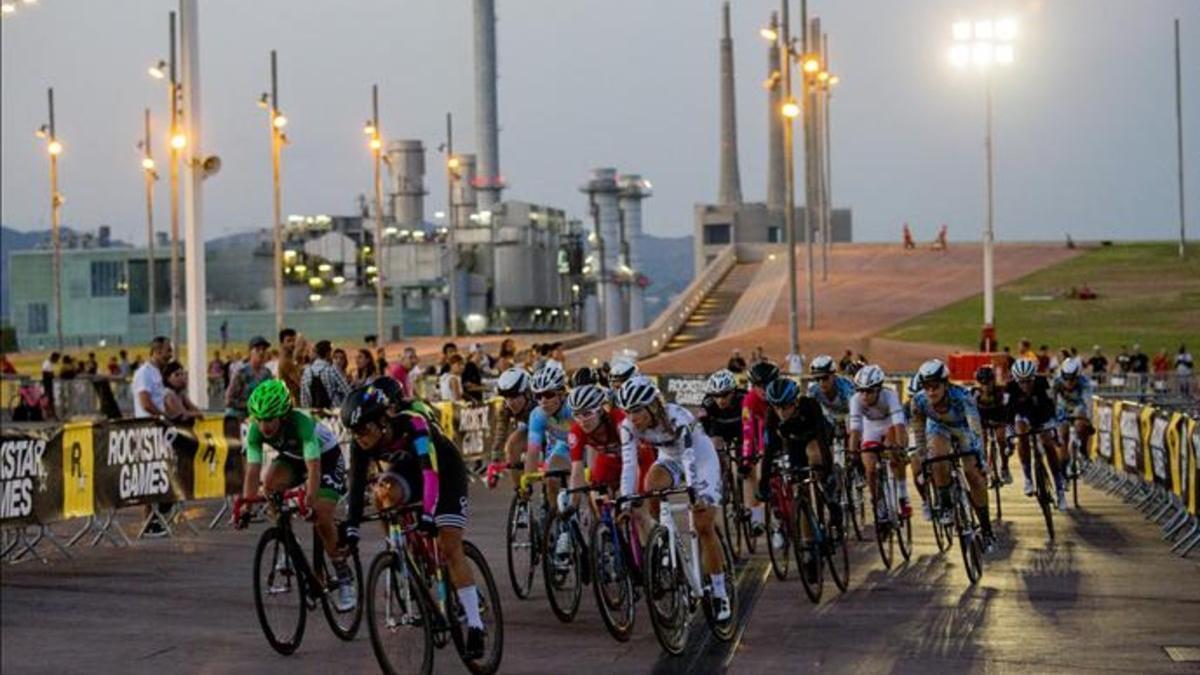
[663,262,760,352]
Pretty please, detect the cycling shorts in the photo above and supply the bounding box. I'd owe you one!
[379,456,470,531]
[924,420,985,470]
[652,445,722,507]
[1055,404,1090,425]
[861,417,894,446]
[273,450,346,502]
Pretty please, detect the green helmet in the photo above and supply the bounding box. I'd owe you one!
[248,379,292,420]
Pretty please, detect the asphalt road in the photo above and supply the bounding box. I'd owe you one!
[3,474,1198,675]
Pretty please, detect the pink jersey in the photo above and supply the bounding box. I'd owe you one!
[741,387,768,460]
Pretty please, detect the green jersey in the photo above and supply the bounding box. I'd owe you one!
[246,409,339,463]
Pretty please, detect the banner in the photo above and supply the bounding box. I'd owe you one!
[95,418,186,509]
[1187,419,1198,516]
[1146,411,1172,490]
[1118,403,1143,476]
[0,429,57,525]
[1093,400,1115,464]
[660,375,708,407]
[61,422,97,519]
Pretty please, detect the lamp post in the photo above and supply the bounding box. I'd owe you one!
[949,17,1016,330]
[365,85,386,342]
[36,88,64,351]
[444,112,461,338]
[261,50,288,333]
[138,108,159,335]
[148,11,184,347]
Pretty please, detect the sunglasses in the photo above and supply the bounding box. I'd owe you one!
[921,380,944,390]
[816,375,833,381]
[535,391,561,401]
[573,408,601,423]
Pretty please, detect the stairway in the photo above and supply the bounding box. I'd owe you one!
[662,262,760,353]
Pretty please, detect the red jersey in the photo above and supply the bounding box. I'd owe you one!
[569,409,652,488]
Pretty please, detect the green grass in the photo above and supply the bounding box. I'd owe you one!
[882,242,1200,355]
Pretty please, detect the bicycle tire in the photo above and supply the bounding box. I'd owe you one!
[723,467,743,560]
[897,505,914,563]
[542,511,583,623]
[793,491,824,604]
[705,526,738,642]
[849,465,866,542]
[645,525,688,656]
[824,489,850,593]
[990,436,1004,523]
[740,498,759,555]
[872,476,895,570]
[252,526,308,655]
[505,494,537,599]
[316,542,364,641]
[365,551,434,675]
[930,489,953,553]
[765,492,791,581]
[589,516,635,642]
[954,487,984,584]
[1071,441,1082,509]
[1034,458,1055,541]
[447,540,505,675]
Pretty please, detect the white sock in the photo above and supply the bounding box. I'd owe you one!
[898,481,909,500]
[751,505,764,524]
[458,585,483,629]
[710,573,727,599]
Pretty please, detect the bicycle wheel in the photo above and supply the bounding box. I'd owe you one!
[823,492,850,593]
[589,516,635,642]
[793,493,824,604]
[990,438,1004,523]
[849,466,866,542]
[252,527,308,655]
[543,512,583,623]
[447,541,505,675]
[705,526,737,642]
[1071,441,1082,509]
[954,487,983,584]
[721,468,742,560]
[644,525,688,656]
[366,551,434,675]
[740,497,759,555]
[764,495,790,580]
[316,542,364,641]
[505,494,537,599]
[1034,457,1055,541]
[896,503,914,563]
[872,481,895,570]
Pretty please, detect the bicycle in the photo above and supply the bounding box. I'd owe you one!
[983,422,1007,522]
[922,451,985,584]
[1010,428,1057,541]
[241,487,364,655]
[862,443,912,569]
[496,466,563,599]
[718,443,759,558]
[833,428,866,542]
[542,481,595,623]
[641,486,737,656]
[762,454,797,581]
[363,502,504,675]
[590,489,646,642]
[792,465,849,602]
[1062,415,1093,509]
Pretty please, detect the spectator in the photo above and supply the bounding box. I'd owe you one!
[332,348,350,380]
[117,349,131,377]
[132,337,175,535]
[42,351,59,394]
[838,350,854,373]
[727,349,747,374]
[550,342,566,368]
[1176,345,1194,396]
[162,361,203,423]
[461,350,485,403]
[104,356,119,376]
[375,346,388,374]
[1152,348,1170,377]
[1036,345,1053,374]
[439,354,464,402]
[219,319,229,350]
[439,342,459,375]
[225,351,243,388]
[519,348,537,373]
[785,351,805,375]
[999,346,1016,381]
[225,336,274,418]
[300,340,352,409]
[1,354,16,375]
[1116,345,1132,374]
[84,352,99,375]
[352,348,377,386]
[273,328,302,400]
[1018,338,1036,362]
[1130,344,1150,374]
[1087,346,1108,377]
[535,343,553,372]
[208,351,226,389]
[364,334,378,350]
[58,355,78,380]
[387,348,409,385]
[499,338,516,361]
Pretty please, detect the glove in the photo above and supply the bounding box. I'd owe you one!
[737,460,754,477]
[232,497,251,529]
[754,482,771,503]
[485,461,506,489]
[417,513,438,536]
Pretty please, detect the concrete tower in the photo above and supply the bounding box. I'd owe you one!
[718,1,743,205]
[451,153,478,230]
[473,0,503,210]
[765,11,785,212]
[581,168,622,338]
[619,174,652,331]
[385,139,427,229]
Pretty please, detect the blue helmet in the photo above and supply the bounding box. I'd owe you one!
[764,378,800,406]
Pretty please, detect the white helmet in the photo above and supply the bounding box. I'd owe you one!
[854,364,886,390]
[1011,358,1038,381]
[567,384,607,415]
[610,357,639,382]
[809,355,836,375]
[907,373,922,396]
[530,365,566,394]
[615,375,659,411]
[705,369,736,395]
[497,367,530,397]
[917,359,949,383]
[1060,357,1083,378]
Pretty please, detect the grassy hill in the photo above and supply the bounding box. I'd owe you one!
[882,242,1200,355]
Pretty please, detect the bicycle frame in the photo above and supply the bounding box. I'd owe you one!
[656,487,705,602]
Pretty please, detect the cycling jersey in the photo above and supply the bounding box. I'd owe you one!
[848,388,906,445]
[1050,375,1093,422]
[489,396,533,462]
[528,401,574,462]
[741,388,768,461]
[569,409,654,487]
[700,391,744,451]
[620,403,722,506]
[808,376,855,424]
[1003,377,1055,429]
[971,383,1007,425]
[346,409,470,531]
[246,409,344,500]
[911,385,984,462]
[762,396,831,480]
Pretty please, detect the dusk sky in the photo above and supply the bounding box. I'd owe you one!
[1,0,1196,245]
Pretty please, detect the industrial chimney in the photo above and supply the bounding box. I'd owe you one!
[473,0,504,210]
[718,1,743,205]
[619,174,652,331]
[765,11,785,212]
[386,140,427,229]
[581,168,622,338]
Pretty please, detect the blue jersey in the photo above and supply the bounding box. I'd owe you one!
[911,385,984,458]
[1050,375,1093,420]
[808,376,855,421]
[528,402,574,461]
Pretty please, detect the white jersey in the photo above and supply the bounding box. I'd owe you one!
[618,403,721,504]
[849,388,906,445]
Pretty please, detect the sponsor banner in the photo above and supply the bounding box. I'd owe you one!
[660,375,708,408]
[1187,419,1198,516]
[1146,411,1172,490]
[1118,403,1143,476]
[1093,400,1115,464]
[62,422,97,519]
[96,418,186,509]
[0,429,57,525]
[173,417,244,500]
[454,402,491,461]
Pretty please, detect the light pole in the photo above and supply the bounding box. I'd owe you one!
[800,15,820,331]
[138,108,159,336]
[365,85,386,342]
[1175,18,1187,259]
[444,112,461,338]
[148,10,184,347]
[818,38,839,282]
[261,50,288,333]
[36,88,64,351]
[950,17,1016,330]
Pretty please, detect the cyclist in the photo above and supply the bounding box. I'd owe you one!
[909,359,995,551]
[699,369,744,455]
[847,365,910,519]
[615,376,730,622]
[903,372,932,520]
[490,367,535,489]
[571,366,607,388]
[808,355,855,430]
[758,377,837,561]
[1051,357,1095,478]
[972,365,1012,485]
[235,379,354,611]
[1004,357,1064,508]
[567,384,654,495]
[609,358,639,391]
[742,361,781,533]
[339,384,486,659]
[523,364,574,514]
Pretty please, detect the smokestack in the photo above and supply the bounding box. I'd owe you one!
[619,174,652,331]
[765,11,785,212]
[718,1,743,205]
[385,139,427,229]
[473,0,503,210]
[581,168,622,338]
[452,153,478,230]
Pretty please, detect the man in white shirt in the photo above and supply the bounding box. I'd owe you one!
[785,352,806,375]
[132,337,173,418]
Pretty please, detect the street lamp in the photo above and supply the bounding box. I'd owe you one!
[262,49,287,332]
[137,108,160,335]
[147,11,183,347]
[443,112,461,338]
[365,84,391,342]
[949,17,1017,335]
[37,88,64,351]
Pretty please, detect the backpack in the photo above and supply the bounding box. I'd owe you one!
[306,364,332,410]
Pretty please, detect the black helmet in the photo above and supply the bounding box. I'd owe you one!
[571,366,604,388]
[372,375,405,408]
[974,365,995,384]
[764,378,800,406]
[341,384,389,430]
[748,361,780,386]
